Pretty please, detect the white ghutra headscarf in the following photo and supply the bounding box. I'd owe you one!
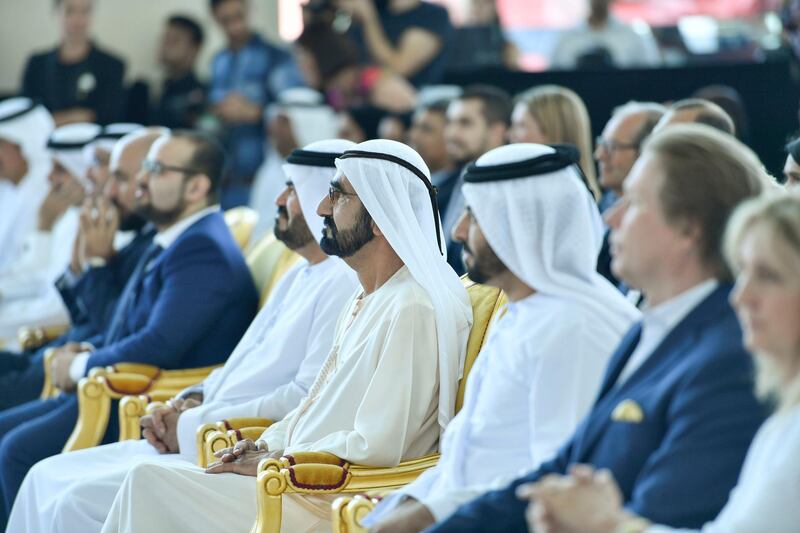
[462,143,639,334]
[334,139,473,433]
[282,139,357,241]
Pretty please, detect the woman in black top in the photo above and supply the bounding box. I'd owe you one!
[20,0,125,126]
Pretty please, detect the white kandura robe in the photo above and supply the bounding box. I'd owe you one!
[366,292,634,525]
[0,206,79,347]
[0,157,51,273]
[6,257,358,533]
[100,265,442,533]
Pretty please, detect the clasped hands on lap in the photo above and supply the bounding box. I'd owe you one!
[205,439,283,476]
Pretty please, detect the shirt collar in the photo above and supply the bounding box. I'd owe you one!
[153,205,220,250]
[642,278,719,333]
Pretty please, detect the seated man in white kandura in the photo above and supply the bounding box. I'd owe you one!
[6,139,361,533]
[98,139,473,533]
[364,143,640,533]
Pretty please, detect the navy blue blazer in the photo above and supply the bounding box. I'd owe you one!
[54,225,156,343]
[84,211,258,372]
[428,284,767,532]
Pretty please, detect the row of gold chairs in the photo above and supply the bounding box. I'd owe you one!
[17,206,509,532]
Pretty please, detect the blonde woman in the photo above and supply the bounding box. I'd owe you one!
[509,85,600,200]
[520,191,800,533]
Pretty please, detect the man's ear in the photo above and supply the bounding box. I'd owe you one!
[372,219,384,238]
[186,174,212,202]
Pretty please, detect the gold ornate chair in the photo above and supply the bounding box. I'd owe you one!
[223,206,259,251]
[221,278,506,533]
[114,237,302,448]
[60,230,300,452]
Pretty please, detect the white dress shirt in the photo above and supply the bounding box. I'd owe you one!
[617,279,718,385]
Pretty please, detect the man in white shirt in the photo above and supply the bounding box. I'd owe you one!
[364,143,639,532]
[98,140,473,533]
[551,0,661,69]
[0,98,54,273]
[6,139,360,533]
[0,122,101,348]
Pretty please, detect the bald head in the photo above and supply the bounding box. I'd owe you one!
[108,128,168,229]
[595,102,665,194]
[655,99,735,136]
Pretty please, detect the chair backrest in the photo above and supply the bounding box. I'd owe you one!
[224,207,259,251]
[454,277,507,413]
[245,233,302,307]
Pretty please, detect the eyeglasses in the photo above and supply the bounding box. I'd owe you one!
[596,137,639,153]
[328,185,357,204]
[142,159,201,177]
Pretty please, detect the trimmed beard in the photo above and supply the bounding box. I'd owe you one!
[462,239,507,284]
[273,207,314,250]
[319,205,375,258]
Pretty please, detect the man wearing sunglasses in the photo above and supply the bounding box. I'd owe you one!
[0,131,259,529]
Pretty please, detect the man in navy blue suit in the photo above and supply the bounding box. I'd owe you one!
[411,126,771,533]
[0,128,164,409]
[0,131,258,526]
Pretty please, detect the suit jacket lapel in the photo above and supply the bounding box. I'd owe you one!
[571,284,732,462]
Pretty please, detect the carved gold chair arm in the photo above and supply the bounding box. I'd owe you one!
[332,494,386,533]
[18,324,69,351]
[253,453,439,533]
[40,348,59,399]
[117,391,176,442]
[64,370,185,452]
[196,418,272,467]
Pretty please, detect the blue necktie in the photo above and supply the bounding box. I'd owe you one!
[104,243,163,345]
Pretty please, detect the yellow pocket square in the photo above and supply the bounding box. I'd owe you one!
[611,400,644,423]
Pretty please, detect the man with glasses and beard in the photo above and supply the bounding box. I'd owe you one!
[363,143,638,533]
[7,140,360,533]
[96,139,472,533]
[0,128,162,409]
[0,132,259,530]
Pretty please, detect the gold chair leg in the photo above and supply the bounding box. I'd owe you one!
[63,376,111,452]
[40,349,57,399]
[253,469,287,533]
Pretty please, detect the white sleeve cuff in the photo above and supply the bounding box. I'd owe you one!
[69,352,91,382]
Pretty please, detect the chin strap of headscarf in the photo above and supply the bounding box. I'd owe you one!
[334,139,472,434]
[282,139,357,241]
[48,123,103,188]
[0,98,55,166]
[463,143,639,334]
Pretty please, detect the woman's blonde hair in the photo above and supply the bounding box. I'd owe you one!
[516,85,600,200]
[724,191,800,411]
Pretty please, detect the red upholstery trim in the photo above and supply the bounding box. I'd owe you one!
[288,467,349,491]
[234,429,243,441]
[283,455,347,467]
[223,420,233,431]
